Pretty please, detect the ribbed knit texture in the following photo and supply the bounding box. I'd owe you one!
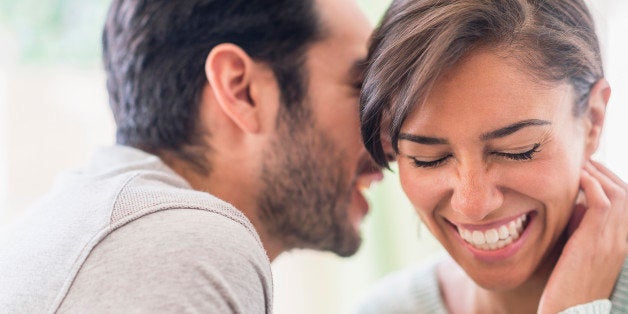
[560,300,612,314]
[0,145,272,313]
[356,255,628,314]
[355,256,447,314]
[611,259,628,313]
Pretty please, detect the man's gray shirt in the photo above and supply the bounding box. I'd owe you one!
[0,145,272,313]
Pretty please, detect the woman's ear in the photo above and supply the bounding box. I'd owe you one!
[584,78,611,159]
[204,43,260,133]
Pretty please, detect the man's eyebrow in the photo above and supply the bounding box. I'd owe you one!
[480,119,551,141]
[350,59,368,82]
[398,133,448,145]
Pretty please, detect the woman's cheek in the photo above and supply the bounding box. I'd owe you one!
[500,155,580,228]
[399,164,450,215]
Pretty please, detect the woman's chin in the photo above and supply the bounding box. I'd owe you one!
[467,271,530,291]
[452,256,538,291]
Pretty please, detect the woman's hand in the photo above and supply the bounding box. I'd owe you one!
[538,160,628,314]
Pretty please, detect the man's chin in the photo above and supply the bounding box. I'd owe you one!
[293,230,362,257]
[327,230,362,257]
[332,244,361,257]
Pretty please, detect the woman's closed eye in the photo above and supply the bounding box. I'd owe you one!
[492,143,541,161]
[407,143,542,168]
[409,154,453,168]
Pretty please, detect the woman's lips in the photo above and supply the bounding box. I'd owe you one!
[444,211,536,262]
[457,213,529,250]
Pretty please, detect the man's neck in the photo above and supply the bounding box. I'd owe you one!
[159,151,286,261]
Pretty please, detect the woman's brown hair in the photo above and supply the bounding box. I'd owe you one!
[361,0,604,167]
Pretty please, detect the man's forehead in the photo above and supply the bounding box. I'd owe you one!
[313,0,372,41]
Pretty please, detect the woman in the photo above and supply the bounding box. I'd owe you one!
[359,0,628,313]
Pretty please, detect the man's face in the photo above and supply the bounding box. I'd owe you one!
[257,0,381,257]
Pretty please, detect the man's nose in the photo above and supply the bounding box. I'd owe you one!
[449,164,503,221]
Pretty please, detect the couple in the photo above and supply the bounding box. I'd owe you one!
[1,0,626,313]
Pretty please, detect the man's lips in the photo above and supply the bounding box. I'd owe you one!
[355,157,384,192]
[349,162,384,226]
[356,171,384,192]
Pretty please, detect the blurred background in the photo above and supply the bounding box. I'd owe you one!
[0,0,626,313]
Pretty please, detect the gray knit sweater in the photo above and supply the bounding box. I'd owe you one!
[356,255,628,314]
[0,145,273,313]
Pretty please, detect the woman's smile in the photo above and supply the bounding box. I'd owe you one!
[454,212,530,250]
[445,211,538,263]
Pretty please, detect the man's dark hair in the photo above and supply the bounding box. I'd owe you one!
[103,0,322,168]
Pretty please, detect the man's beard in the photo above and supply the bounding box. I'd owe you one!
[257,107,361,257]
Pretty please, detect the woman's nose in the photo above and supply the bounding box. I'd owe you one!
[450,165,503,221]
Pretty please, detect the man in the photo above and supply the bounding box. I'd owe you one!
[0,0,381,312]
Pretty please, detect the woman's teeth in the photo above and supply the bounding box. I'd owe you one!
[457,214,528,251]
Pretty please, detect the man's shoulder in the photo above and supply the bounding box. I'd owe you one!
[112,165,252,229]
[88,208,270,270]
[43,144,257,240]
[0,146,268,313]
[59,208,272,313]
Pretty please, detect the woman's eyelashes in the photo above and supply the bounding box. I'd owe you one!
[409,154,452,168]
[408,143,542,168]
[492,143,541,161]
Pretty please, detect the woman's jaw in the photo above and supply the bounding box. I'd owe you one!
[432,206,570,291]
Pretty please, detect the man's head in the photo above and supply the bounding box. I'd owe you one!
[255,0,383,257]
[103,0,322,169]
[102,0,381,258]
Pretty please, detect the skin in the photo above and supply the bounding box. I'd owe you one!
[540,160,628,313]
[255,0,382,257]
[396,48,625,313]
[164,0,381,261]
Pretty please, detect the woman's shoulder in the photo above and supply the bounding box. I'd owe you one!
[611,258,628,313]
[353,254,448,314]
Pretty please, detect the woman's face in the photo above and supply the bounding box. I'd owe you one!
[397,49,593,290]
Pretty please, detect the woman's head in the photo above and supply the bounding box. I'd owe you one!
[361,0,604,166]
[361,0,611,290]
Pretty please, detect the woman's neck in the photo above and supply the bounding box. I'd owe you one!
[473,268,549,314]
[439,235,566,314]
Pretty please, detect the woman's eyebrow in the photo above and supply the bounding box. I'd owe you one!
[480,119,551,141]
[398,133,448,145]
[398,119,551,145]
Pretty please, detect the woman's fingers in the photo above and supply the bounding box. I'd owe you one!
[590,160,628,188]
[566,202,586,236]
[586,162,627,205]
[539,161,627,314]
[579,167,611,226]
[584,161,628,248]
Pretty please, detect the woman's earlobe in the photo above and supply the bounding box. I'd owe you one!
[584,79,611,158]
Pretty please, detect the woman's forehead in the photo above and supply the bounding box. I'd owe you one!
[400,50,575,132]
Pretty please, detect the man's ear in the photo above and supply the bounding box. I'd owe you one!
[584,78,611,158]
[205,43,260,133]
